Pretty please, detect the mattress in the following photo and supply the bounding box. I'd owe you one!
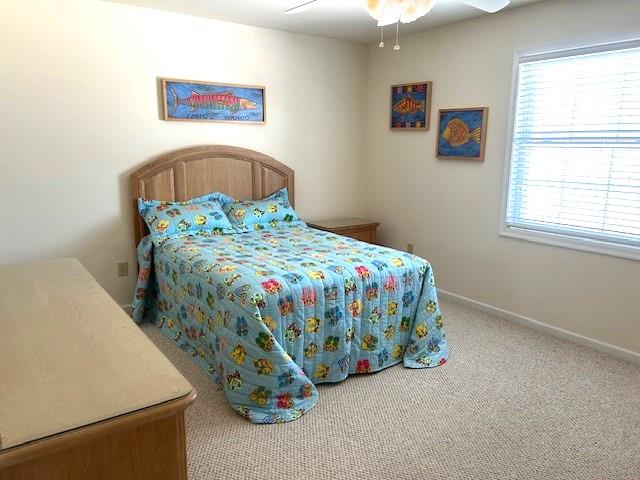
[132,225,448,423]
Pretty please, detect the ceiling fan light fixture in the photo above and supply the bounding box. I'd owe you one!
[364,0,384,16]
[376,7,401,26]
[401,0,437,22]
[365,0,436,26]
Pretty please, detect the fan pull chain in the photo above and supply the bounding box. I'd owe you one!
[379,26,385,48]
[394,20,400,50]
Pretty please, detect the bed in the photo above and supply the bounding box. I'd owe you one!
[131,145,448,424]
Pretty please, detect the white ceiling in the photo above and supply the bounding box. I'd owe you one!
[108,0,544,44]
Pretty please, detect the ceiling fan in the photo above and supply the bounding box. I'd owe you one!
[285,0,511,18]
[285,0,510,50]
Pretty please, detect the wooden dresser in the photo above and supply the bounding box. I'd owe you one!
[0,258,195,480]
[307,218,379,244]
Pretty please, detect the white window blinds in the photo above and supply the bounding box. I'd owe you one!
[505,42,640,249]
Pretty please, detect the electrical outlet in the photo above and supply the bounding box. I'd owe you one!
[407,243,415,254]
[117,261,129,277]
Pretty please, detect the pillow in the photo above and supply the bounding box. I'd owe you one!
[191,191,235,206]
[137,191,235,217]
[138,195,235,245]
[223,187,304,232]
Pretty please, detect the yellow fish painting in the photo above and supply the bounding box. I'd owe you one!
[441,118,481,147]
[393,94,425,115]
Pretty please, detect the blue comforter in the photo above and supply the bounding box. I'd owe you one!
[132,225,448,423]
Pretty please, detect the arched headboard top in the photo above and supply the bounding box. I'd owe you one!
[130,145,295,245]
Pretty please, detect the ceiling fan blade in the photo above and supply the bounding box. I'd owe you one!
[459,0,511,13]
[284,0,319,14]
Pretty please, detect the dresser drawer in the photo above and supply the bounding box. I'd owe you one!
[307,218,379,244]
[341,227,375,243]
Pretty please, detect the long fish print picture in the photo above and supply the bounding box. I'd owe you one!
[162,79,265,123]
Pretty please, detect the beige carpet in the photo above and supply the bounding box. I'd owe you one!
[141,300,640,480]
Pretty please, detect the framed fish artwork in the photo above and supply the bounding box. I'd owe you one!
[161,78,265,124]
[436,107,489,161]
[390,81,432,130]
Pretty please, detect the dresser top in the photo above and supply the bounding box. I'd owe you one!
[306,217,379,230]
[0,258,193,450]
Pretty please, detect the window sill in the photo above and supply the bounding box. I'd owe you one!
[499,225,640,262]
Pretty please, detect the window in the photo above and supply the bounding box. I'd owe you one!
[502,41,640,260]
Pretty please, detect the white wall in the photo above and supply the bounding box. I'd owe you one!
[0,0,367,305]
[2,0,638,355]
[365,0,640,353]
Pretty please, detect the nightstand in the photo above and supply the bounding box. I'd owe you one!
[307,218,379,244]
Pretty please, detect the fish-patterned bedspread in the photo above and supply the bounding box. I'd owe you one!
[132,225,448,423]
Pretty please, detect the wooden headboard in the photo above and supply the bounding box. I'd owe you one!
[130,145,294,245]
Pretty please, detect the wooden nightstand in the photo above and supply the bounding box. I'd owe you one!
[307,218,379,244]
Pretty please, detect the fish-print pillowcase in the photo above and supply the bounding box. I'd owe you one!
[223,188,304,232]
[138,191,235,217]
[138,195,235,245]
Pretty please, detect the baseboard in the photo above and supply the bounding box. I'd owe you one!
[437,288,640,366]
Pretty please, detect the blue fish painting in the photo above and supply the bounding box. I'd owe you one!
[437,107,488,160]
[391,81,432,130]
[162,79,265,123]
